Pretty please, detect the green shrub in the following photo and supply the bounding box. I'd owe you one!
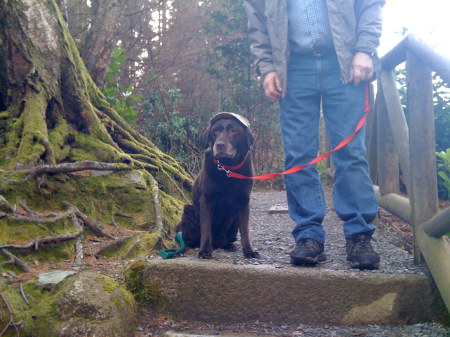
[437,149,450,201]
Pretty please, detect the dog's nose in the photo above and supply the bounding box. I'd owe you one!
[215,141,226,151]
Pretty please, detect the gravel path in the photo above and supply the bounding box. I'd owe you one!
[136,188,450,337]
[179,188,423,275]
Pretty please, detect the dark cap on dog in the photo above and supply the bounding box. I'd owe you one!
[210,112,250,129]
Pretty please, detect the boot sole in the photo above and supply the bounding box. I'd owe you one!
[348,260,380,270]
[291,253,326,266]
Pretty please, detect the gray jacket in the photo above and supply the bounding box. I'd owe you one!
[244,0,385,96]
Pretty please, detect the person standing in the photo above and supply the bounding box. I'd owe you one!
[244,0,385,269]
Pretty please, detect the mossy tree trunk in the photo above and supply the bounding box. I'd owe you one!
[0,0,192,262]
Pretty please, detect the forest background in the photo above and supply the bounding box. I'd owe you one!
[68,0,449,198]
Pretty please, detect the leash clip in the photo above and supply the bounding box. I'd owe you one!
[216,162,230,177]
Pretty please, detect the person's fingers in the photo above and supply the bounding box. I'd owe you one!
[353,68,362,87]
[274,74,283,93]
[264,72,282,100]
[349,52,374,86]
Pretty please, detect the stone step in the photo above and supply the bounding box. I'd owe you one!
[142,258,445,326]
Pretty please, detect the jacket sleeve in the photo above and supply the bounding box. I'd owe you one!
[243,1,276,77]
[354,0,386,54]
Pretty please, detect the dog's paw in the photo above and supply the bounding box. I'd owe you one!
[243,249,260,259]
[223,243,238,252]
[198,250,213,259]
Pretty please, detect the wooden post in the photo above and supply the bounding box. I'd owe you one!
[379,70,411,194]
[366,83,378,184]
[376,82,399,195]
[407,51,439,264]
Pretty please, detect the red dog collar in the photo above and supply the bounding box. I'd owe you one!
[213,152,249,172]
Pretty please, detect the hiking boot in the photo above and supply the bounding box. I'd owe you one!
[346,233,380,270]
[290,239,325,266]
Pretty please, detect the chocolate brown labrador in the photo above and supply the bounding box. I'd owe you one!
[177,112,260,259]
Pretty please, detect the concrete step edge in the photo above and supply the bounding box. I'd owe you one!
[142,258,445,326]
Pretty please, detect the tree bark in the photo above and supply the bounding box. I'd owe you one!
[80,0,126,88]
[0,0,192,258]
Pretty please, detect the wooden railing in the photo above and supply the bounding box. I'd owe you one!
[324,34,450,313]
[366,35,450,313]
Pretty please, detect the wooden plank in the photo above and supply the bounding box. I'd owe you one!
[407,52,439,263]
[417,227,450,313]
[381,37,408,71]
[376,83,399,195]
[374,186,412,224]
[423,205,450,238]
[408,35,450,86]
[379,70,411,195]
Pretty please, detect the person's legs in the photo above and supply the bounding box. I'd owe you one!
[280,55,326,247]
[320,54,380,269]
[320,54,378,237]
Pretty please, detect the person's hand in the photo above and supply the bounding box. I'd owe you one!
[349,52,373,86]
[264,71,283,100]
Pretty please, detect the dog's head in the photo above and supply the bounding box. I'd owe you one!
[203,112,254,159]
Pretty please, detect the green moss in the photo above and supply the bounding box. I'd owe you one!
[0,111,24,169]
[100,275,119,293]
[15,89,54,167]
[0,279,62,337]
[111,296,121,309]
[119,287,136,308]
[124,260,166,309]
[48,118,72,162]
[72,132,122,163]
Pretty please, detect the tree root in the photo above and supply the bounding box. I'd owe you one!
[0,195,15,213]
[64,203,115,240]
[121,237,141,259]
[0,292,20,337]
[0,211,70,224]
[71,215,84,266]
[95,233,142,257]
[1,249,32,273]
[0,228,84,251]
[25,160,133,178]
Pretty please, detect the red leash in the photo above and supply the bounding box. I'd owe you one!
[224,85,370,180]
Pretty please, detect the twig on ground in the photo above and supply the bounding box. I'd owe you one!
[115,212,133,219]
[1,249,32,273]
[19,283,29,306]
[111,216,119,228]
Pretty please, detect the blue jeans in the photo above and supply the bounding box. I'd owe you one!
[279,53,378,245]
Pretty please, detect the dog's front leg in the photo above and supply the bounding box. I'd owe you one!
[198,196,213,259]
[239,204,260,259]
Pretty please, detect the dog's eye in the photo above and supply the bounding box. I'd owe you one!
[227,125,237,134]
[212,126,223,134]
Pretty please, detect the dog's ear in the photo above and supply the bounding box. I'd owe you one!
[246,128,255,147]
[202,125,212,148]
